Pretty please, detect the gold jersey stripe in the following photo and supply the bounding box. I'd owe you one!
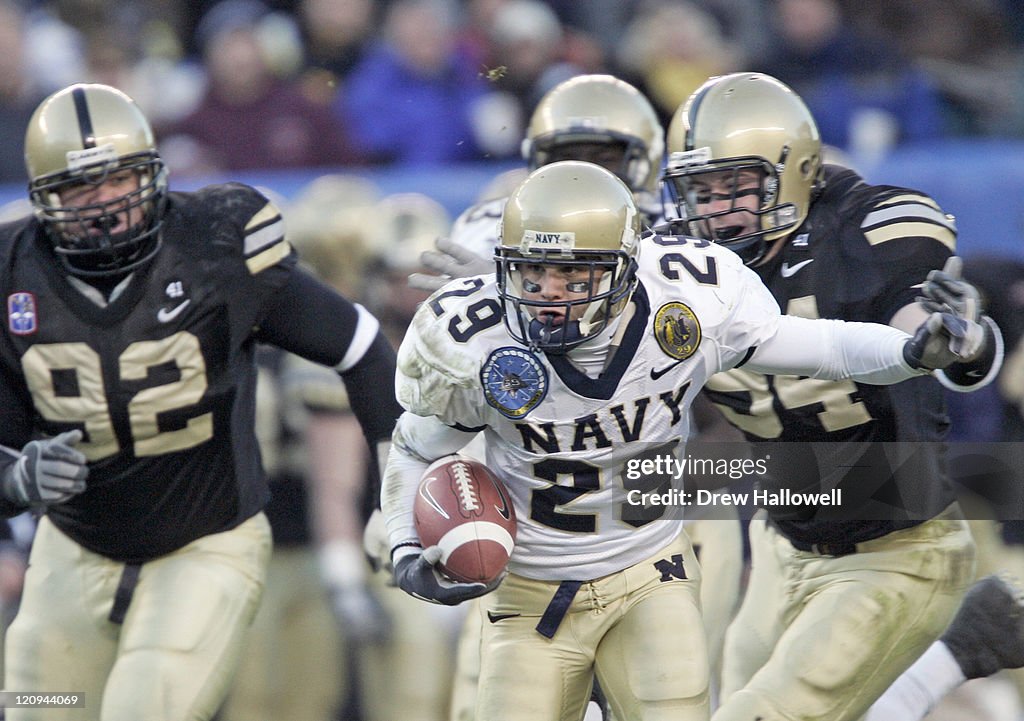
[873,193,940,211]
[864,222,956,251]
[245,201,281,232]
[246,239,291,274]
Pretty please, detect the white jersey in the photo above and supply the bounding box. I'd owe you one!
[392,237,782,580]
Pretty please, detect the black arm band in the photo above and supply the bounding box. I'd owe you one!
[937,315,1003,392]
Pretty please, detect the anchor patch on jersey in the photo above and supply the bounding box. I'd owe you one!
[8,292,37,335]
[653,302,701,360]
[481,347,548,419]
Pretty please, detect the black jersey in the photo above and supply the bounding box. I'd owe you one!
[0,183,353,562]
[702,165,959,545]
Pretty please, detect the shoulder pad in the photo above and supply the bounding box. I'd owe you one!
[859,189,956,253]
[449,197,506,259]
[396,277,500,418]
[172,183,290,274]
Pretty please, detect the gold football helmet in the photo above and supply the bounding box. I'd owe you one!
[522,74,665,196]
[25,83,168,277]
[498,161,640,353]
[662,72,822,264]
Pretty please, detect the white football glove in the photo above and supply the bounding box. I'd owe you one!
[1,430,88,507]
[362,508,393,578]
[319,539,391,644]
[407,236,493,291]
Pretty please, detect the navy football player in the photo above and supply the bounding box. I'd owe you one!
[402,74,744,719]
[380,161,984,721]
[661,72,1000,721]
[0,84,401,721]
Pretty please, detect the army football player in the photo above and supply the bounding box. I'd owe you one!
[661,72,1001,721]
[380,160,984,721]
[0,84,401,721]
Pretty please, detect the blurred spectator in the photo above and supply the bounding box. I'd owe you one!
[0,0,48,185]
[483,0,585,122]
[757,0,947,159]
[20,3,86,94]
[296,0,376,105]
[338,0,507,164]
[161,0,361,176]
[849,0,1024,137]
[616,0,741,124]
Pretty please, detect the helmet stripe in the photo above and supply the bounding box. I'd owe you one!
[71,86,96,149]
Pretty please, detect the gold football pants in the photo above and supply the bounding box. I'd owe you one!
[5,513,271,721]
[715,506,975,721]
[476,530,710,721]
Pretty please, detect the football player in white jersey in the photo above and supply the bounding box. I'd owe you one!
[380,161,984,721]
[407,74,742,719]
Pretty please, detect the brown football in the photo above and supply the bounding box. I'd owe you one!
[413,455,516,584]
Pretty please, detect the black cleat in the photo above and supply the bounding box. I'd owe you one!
[942,573,1024,679]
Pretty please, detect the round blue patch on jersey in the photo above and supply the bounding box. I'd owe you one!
[481,347,548,419]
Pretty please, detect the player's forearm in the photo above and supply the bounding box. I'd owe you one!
[745,315,922,384]
[381,412,478,564]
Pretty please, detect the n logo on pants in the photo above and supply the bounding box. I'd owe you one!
[654,553,687,582]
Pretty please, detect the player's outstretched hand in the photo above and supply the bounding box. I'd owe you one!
[905,257,987,370]
[920,256,981,324]
[394,545,502,606]
[408,236,493,291]
[1,430,88,507]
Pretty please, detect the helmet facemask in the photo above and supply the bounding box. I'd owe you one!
[526,132,653,196]
[32,150,167,277]
[497,244,637,355]
[663,152,800,265]
[662,73,823,265]
[24,83,169,279]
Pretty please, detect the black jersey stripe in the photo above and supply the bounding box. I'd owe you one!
[71,86,96,149]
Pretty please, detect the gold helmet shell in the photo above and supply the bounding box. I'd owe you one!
[663,72,822,263]
[522,74,665,196]
[25,83,167,277]
[498,160,640,352]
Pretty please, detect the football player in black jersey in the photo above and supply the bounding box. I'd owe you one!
[661,72,1002,721]
[0,83,401,721]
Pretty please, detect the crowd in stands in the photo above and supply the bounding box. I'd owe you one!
[0,0,1022,183]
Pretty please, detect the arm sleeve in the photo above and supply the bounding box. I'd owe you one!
[257,266,402,454]
[743,315,925,384]
[381,412,480,564]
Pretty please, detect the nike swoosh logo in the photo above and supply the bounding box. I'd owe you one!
[650,359,684,380]
[966,369,984,378]
[157,299,191,323]
[493,489,511,521]
[780,259,814,278]
[487,611,521,623]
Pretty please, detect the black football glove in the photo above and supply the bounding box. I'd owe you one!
[407,236,493,291]
[394,546,502,606]
[1,430,88,507]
